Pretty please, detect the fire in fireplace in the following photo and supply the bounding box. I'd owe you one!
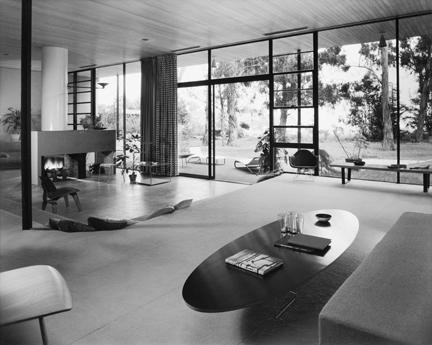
[43,155,68,181]
[44,155,64,170]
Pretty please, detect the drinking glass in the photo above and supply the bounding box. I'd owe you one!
[278,213,287,233]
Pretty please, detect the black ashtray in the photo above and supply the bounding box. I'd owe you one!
[316,213,332,222]
[353,160,365,166]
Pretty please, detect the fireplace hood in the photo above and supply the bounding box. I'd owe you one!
[31,130,116,185]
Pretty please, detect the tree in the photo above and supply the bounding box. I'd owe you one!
[400,35,432,141]
[353,42,395,149]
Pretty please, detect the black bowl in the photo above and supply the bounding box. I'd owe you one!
[353,161,365,166]
[316,213,332,222]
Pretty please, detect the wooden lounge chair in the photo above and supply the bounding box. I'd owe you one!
[234,157,261,174]
[40,175,82,213]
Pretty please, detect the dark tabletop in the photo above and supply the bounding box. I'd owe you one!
[182,209,359,312]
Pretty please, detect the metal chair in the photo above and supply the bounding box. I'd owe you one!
[0,265,73,345]
[40,175,82,213]
[289,150,319,180]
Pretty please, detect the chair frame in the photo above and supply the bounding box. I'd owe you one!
[40,175,82,213]
[289,150,319,180]
[234,157,261,174]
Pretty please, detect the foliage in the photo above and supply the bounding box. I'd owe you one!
[1,107,21,134]
[254,129,288,173]
[333,126,368,160]
[318,149,336,174]
[339,73,398,141]
[80,115,105,129]
[115,133,142,177]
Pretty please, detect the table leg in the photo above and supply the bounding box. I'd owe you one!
[423,174,430,193]
[341,168,346,184]
[348,168,351,181]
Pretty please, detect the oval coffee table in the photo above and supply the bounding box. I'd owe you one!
[182,209,359,313]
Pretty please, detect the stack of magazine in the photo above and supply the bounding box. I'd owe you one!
[225,249,283,275]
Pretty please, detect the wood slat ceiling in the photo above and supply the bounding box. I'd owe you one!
[1,0,431,76]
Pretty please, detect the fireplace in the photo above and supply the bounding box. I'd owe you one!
[31,130,116,185]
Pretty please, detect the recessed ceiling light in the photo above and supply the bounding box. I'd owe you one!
[263,26,308,36]
[171,46,201,53]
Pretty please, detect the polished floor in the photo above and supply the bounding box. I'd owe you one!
[1,171,431,345]
[0,169,248,226]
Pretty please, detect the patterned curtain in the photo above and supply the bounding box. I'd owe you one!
[141,57,157,162]
[141,54,178,176]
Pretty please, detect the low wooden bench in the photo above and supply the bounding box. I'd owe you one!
[330,162,431,193]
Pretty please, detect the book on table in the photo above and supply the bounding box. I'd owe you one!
[225,249,283,275]
[274,233,331,252]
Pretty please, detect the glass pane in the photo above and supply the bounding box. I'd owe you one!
[96,64,124,139]
[274,103,315,126]
[125,62,141,135]
[212,41,269,79]
[274,89,313,107]
[273,34,313,72]
[399,14,432,186]
[178,86,208,177]
[274,127,313,144]
[178,51,208,82]
[318,21,397,182]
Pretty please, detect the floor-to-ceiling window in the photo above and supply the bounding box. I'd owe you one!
[318,21,398,182]
[398,13,432,185]
[272,34,317,172]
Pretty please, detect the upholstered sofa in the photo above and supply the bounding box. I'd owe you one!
[319,212,432,344]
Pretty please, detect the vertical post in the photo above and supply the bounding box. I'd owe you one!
[269,39,274,171]
[297,49,302,147]
[21,0,32,230]
[396,19,401,184]
[313,31,319,175]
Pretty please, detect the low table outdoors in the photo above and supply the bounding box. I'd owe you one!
[182,209,358,314]
[331,162,431,193]
[135,162,171,186]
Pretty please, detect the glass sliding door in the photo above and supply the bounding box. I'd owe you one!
[211,81,269,183]
[177,86,209,177]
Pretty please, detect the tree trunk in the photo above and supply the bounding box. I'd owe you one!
[381,45,395,150]
[218,85,226,146]
[415,56,431,141]
[226,84,238,146]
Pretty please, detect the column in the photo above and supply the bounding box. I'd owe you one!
[41,46,68,130]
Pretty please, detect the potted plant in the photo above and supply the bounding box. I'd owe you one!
[115,133,142,183]
[1,107,21,142]
[80,115,106,130]
[333,127,368,163]
[255,129,288,174]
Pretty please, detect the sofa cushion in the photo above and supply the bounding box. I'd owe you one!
[87,217,129,230]
[319,212,432,345]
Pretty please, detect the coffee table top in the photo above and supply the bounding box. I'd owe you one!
[182,209,358,312]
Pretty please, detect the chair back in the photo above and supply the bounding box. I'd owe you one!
[39,175,57,193]
[291,150,318,167]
